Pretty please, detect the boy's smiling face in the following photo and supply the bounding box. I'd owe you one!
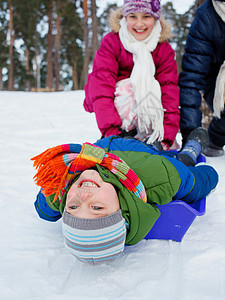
[65,170,120,219]
[126,12,155,41]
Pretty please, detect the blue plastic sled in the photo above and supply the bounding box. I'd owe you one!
[144,154,207,242]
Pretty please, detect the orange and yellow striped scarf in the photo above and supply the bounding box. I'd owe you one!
[31,142,147,204]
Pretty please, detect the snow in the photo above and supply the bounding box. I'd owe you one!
[1,91,225,300]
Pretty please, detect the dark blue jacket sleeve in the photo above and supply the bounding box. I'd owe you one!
[34,190,61,222]
[178,0,224,140]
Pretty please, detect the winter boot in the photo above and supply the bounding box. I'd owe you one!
[178,127,208,166]
[202,140,224,157]
[178,140,202,166]
[185,127,209,149]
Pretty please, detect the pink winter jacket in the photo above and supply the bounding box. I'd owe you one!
[84,10,180,145]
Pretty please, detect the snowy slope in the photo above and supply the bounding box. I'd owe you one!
[0,91,225,300]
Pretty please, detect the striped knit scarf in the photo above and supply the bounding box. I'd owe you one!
[31,142,147,204]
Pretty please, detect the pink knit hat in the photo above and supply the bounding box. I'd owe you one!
[122,0,161,20]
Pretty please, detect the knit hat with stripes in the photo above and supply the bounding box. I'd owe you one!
[62,210,127,265]
[122,0,161,20]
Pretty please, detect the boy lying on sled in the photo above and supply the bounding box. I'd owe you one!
[32,128,218,265]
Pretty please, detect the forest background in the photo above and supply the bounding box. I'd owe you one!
[1,0,198,92]
[0,0,211,126]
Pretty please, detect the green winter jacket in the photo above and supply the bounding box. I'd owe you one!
[45,138,181,245]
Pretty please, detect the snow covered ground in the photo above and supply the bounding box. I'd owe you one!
[0,91,225,300]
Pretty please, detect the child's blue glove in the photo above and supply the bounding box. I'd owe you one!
[34,190,61,222]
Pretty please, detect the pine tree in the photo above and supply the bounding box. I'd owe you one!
[46,0,53,90]
[98,3,119,40]
[81,0,90,87]
[90,0,98,59]
[162,1,195,73]
[13,0,43,90]
[60,0,83,89]
[54,7,61,91]
[8,0,15,91]
[0,1,8,90]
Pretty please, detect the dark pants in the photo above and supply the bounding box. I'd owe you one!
[208,111,225,147]
[181,165,218,204]
[204,88,225,147]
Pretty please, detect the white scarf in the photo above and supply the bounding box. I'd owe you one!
[213,60,225,118]
[119,18,164,144]
[212,0,225,22]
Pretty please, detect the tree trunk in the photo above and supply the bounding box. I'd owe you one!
[25,49,31,91]
[91,0,98,59]
[34,53,40,90]
[46,0,53,90]
[0,67,3,90]
[54,14,61,91]
[81,0,90,88]
[8,0,14,91]
[72,60,78,90]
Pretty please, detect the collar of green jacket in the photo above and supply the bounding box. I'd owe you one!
[45,163,160,246]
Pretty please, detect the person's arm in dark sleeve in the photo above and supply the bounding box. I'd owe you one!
[179,9,214,145]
